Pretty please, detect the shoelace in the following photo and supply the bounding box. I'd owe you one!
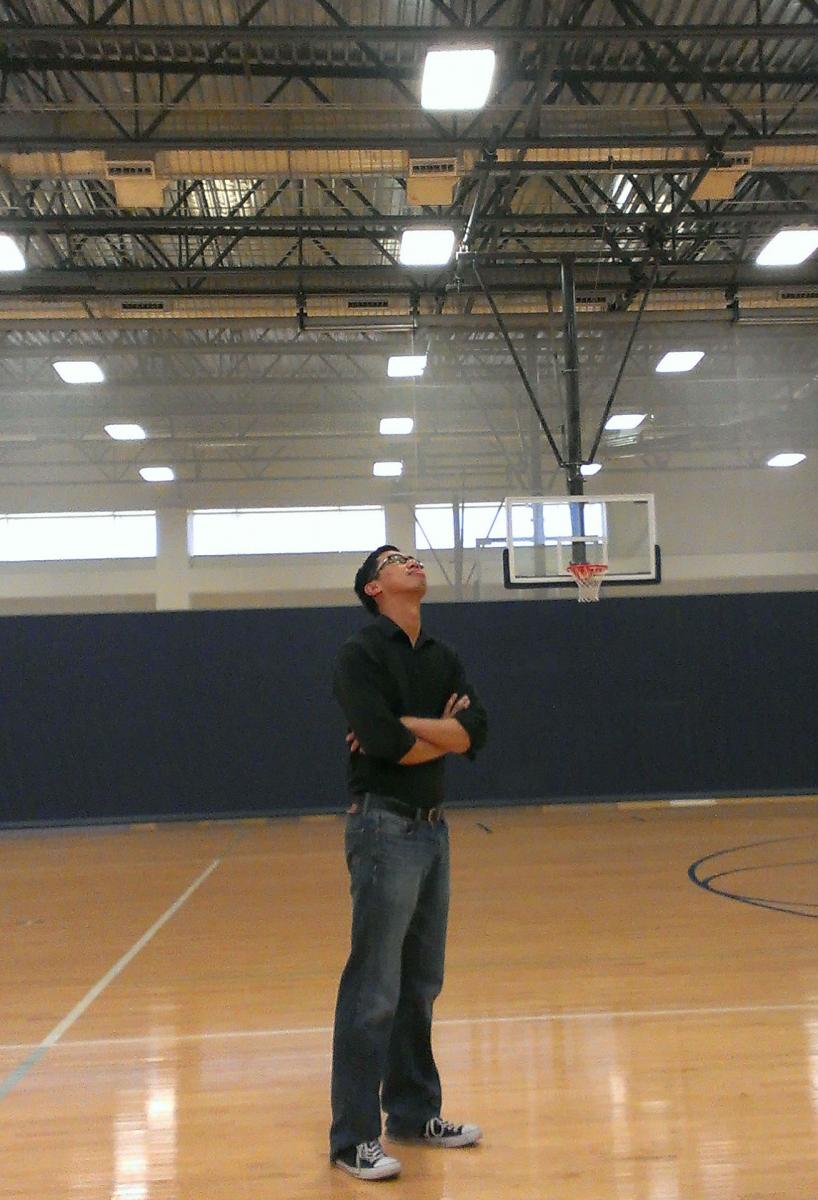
[360,1140,386,1164]
[428,1118,461,1137]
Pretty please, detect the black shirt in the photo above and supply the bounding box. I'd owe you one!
[333,614,488,807]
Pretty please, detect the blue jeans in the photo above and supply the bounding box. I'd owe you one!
[329,803,450,1158]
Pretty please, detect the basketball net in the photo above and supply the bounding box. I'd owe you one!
[566,561,608,603]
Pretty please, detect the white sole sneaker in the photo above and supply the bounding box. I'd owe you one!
[390,1122,482,1148]
[427,1126,482,1148]
[334,1154,401,1180]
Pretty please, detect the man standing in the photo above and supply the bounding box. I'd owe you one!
[330,544,488,1181]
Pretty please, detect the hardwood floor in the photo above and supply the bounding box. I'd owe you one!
[2,798,818,1198]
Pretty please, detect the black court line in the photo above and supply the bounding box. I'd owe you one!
[688,835,818,921]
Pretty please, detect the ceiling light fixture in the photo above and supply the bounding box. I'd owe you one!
[756,228,818,267]
[380,418,414,435]
[656,350,705,373]
[580,463,603,477]
[139,466,175,482]
[104,424,146,441]
[0,235,26,272]
[766,452,806,468]
[420,48,496,111]
[387,355,426,379]
[373,461,403,477]
[53,360,105,384]
[399,228,456,267]
[605,414,646,431]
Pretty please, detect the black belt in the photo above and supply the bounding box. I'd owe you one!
[362,793,443,824]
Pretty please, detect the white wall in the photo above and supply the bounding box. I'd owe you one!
[0,458,815,614]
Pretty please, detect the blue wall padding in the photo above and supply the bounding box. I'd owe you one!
[0,592,815,825]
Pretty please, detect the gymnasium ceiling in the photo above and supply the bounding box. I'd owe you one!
[1,0,817,494]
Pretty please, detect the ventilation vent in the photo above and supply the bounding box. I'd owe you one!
[409,158,458,177]
[779,288,818,301]
[121,299,166,311]
[407,157,461,205]
[721,151,754,169]
[104,160,156,179]
[346,297,390,310]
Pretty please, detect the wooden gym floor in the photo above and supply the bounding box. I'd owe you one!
[2,797,818,1199]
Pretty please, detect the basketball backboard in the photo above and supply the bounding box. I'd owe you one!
[502,494,660,589]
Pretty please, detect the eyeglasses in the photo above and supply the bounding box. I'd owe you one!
[371,552,424,579]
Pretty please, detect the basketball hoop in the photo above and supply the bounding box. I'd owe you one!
[566,561,608,603]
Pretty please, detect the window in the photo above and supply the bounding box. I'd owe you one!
[415,503,507,550]
[189,506,386,557]
[508,501,604,544]
[0,511,156,562]
[415,501,604,549]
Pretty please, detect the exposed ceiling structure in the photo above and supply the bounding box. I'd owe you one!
[0,0,817,494]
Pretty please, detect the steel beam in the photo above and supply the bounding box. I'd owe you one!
[1,260,816,295]
[2,23,815,44]
[10,209,817,235]
[5,53,817,90]
[1,132,814,153]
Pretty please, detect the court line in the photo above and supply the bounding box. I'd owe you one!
[0,856,224,1100]
[619,794,817,811]
[2,1000,817,1056]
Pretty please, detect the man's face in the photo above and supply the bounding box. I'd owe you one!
[365,550,427,606]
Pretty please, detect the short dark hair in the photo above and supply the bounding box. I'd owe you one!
[354,544,398,615]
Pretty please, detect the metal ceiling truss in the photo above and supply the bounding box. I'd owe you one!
[0,8,816,334]
[2,22,815,46]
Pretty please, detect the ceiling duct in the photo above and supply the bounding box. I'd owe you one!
[778,288,818,302]
[104,159,166,207]
[346,298,391,310]
[407,157,461,205]
[692,151,754,201]
[575,293,609,309]
[2,144,818,183]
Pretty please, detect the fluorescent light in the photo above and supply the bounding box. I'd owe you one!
[767,452,806,468]
[104,423,146,441]
[605,413,645,431]
[756,228,818,267]
[421,48,496,111]
[387,355,426,378]
[380,417,414,435]
[580,463,603,477]
[53,360,105,384]
[656,350,705,373]
[373,461,403,477]
[0,235,26,272]
[139,466,175,482]
[399,228,456,266]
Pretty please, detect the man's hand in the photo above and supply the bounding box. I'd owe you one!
[348,695,469,758]
[346,730,363,754]
[442,692,471,718]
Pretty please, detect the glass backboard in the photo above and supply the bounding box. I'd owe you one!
[503,494,659,588]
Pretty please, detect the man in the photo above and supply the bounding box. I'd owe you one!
[329,544,488,1181]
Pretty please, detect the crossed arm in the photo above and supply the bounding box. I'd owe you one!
[346,692,472,764]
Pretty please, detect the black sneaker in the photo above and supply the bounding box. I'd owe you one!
[392,1116,483,1148]
[334,1139,401,1180]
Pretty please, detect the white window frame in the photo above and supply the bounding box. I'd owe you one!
[188,505,387,557]
[414,501,507,550]
[0,511,157,562]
